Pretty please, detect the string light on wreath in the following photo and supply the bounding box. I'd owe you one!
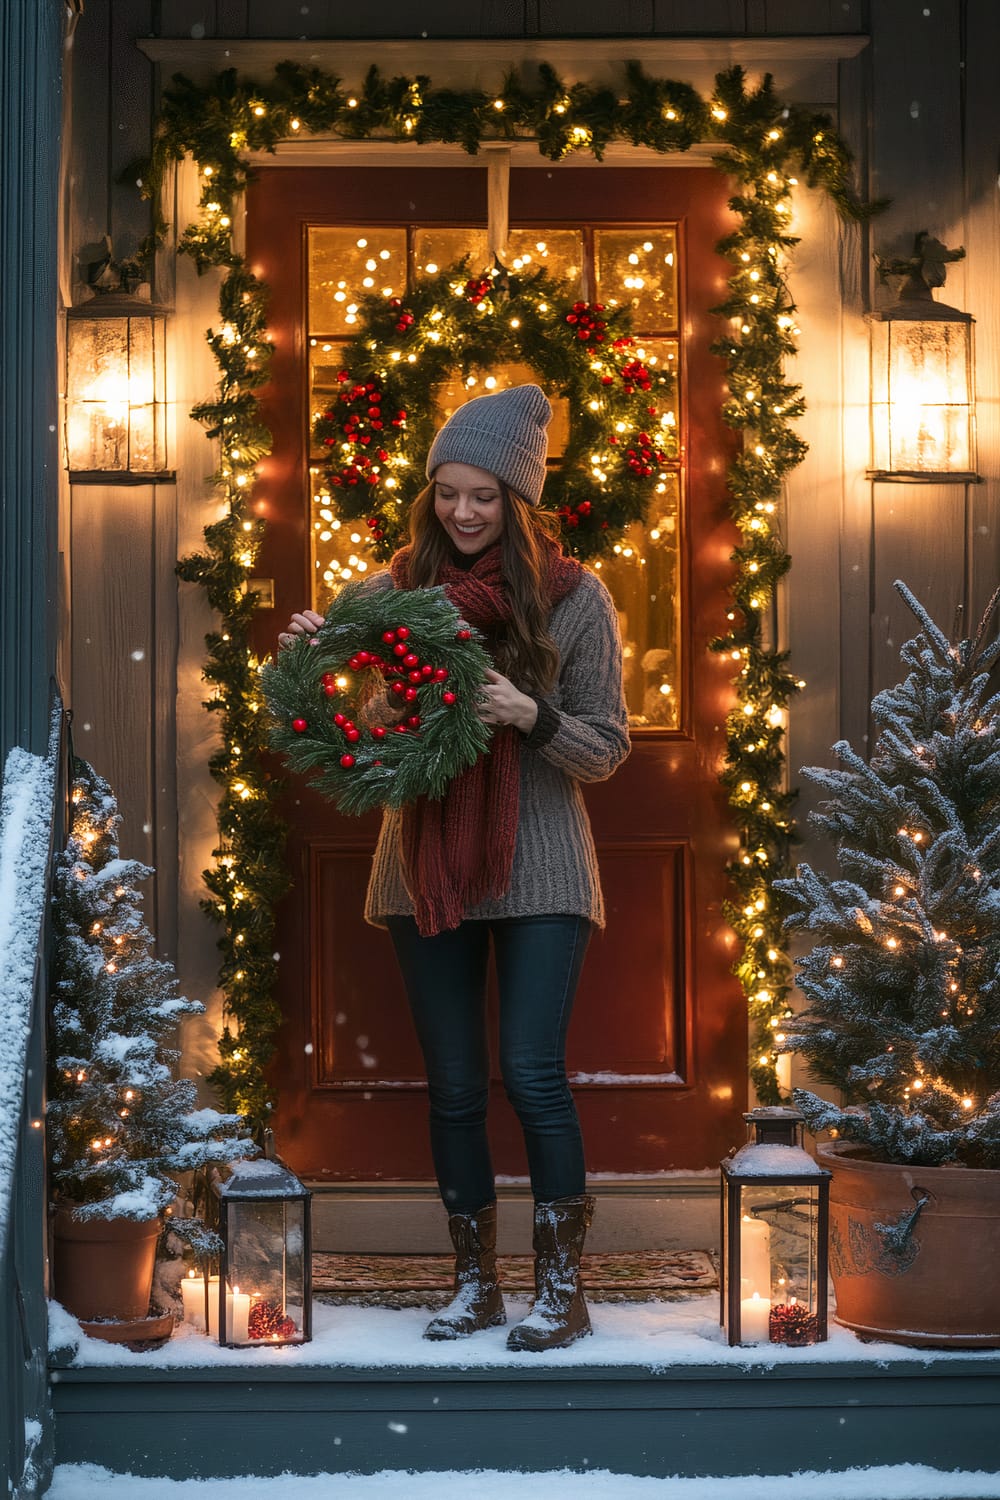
[133,58,879,1132]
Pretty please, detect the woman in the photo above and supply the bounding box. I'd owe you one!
[281,384,629,1350]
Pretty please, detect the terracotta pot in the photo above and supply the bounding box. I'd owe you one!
[52,1206,160,1322]
[819,1141,1000,1348]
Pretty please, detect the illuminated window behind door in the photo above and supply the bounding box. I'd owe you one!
[306,224,682,729]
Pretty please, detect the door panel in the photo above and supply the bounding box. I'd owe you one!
[249,165,744,1178]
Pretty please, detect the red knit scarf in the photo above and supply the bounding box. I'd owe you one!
[389,537,583,935]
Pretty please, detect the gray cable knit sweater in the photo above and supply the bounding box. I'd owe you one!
[363,567,630,929]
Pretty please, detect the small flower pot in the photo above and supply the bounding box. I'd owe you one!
[819,1142,1000,1348]
[52,1206,160,1323]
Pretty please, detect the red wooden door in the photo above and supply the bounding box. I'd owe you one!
[248,164,744,1181]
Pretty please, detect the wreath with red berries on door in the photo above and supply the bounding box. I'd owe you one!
[312,259,677,565]
[262,580,493,815]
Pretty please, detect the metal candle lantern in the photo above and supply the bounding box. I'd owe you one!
[210,1159,312,1348]
[720,1107,831,1348]
[867,232,978,482]
[65,292,171,480]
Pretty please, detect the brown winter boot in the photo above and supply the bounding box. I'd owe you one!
[506,1194,595,1352]
[423,1202,506,1341]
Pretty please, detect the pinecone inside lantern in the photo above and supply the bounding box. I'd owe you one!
[248,1298,298,1341]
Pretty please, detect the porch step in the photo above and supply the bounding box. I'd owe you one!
[51,1352,1000,1481]
[307,1175,720,1254]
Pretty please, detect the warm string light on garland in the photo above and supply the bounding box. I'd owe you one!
[134,61,877,1130]
[174,263,290,1130]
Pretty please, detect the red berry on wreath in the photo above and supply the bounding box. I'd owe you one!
[292,718,308,733]
[403,652,419,668]
[433,667,449,682]
[382,630,397,644]
[456,629,471,641]
[408,670,423,684]
[395,627,409,640]
[393,642,408,657]
[356,651,372,666]
[442,691,456,706]
[404,687,419,702]
[334,713,346,727]
[345,728,361,742]
[394,724,407,734]
[340,753,356,769]
[324,683,336,697]
[371,725,387,740]
[421,664,434,678]
[406,715,421,729]
[391,681,406,697]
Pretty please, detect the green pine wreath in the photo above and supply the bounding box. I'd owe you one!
[313,259,678,562]
[261,580,493,815]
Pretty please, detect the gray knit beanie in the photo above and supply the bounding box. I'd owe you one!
[425,383,552,505]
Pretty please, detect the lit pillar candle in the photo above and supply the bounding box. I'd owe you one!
[180,1269,206,1330]
[740,1291,772,1344]
[226,1285,251,1344]
[739,1214,771,1298]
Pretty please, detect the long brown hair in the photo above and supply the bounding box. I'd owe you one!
[405,477,565,693]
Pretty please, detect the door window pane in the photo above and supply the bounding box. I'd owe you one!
[595,228,678,331]
[596,474,682,729]
[308,227,407,332]
[505,229,584,292]
[624,337,680,462]
[413,227,489,280]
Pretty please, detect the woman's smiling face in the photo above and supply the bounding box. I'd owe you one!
[433,462,504,554]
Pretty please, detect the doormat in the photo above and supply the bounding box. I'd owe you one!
[312,1249,717,1307]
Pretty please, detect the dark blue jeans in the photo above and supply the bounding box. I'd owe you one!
[386,914,592,1214]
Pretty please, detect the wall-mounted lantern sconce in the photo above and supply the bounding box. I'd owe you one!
[867,232,979,483]
[66,283,173,484]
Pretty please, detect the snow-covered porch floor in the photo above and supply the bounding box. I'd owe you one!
[49,1297,1000,1482]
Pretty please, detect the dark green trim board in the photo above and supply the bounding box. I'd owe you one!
[51,1356,1000,1479]
[0,4,64,1496]
[0,0,61,764]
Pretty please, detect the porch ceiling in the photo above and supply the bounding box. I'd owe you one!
[136,35,869,110]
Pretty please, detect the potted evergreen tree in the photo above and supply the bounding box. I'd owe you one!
[777,582,1000,1347]
[49,759,253,1337]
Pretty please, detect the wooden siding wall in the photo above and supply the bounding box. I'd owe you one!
[62,1,1000,1063]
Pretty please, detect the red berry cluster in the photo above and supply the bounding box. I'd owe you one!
[388,296,415,334]
[322,374,406,491]
[381,625,455,723]
[366,514,386,542]
[620,359,653,393]
[625,430,667,477]
[464,275,492,305]
[247,1300,298,1341]
[565,301,607,342]
[557,499,593,530]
